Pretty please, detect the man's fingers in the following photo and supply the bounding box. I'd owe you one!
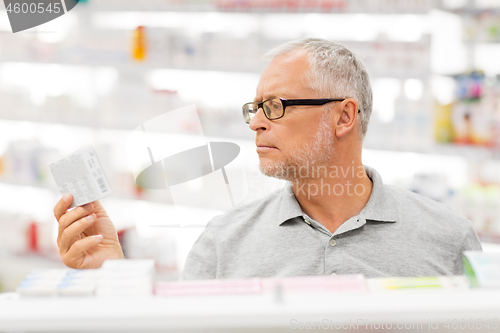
[57,203,94,237]
[53,193,73,221]
[58,214,97,254]
[63,235,103,268]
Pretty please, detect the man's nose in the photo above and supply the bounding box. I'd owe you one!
[249,107,269,132]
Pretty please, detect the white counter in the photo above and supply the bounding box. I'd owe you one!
[1,288,500,332]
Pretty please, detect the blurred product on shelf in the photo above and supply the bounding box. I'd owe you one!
[435,71,500,147]
[1,140,59,188]
[463,10,500,43]
[491,75,500,148]
[132,26,147,61]
[15,259,156,297]
[453,71,490,145]
[434,103,454,143]
[16,269,97,297]
[15,259,498,299]
[458,183,500,243]
[367,275,470,291]
[96,259,155,297]
[155,274,368,296]
[0,212,58,257]
[463,251,500,288]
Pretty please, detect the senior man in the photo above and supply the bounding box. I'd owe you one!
[53,38,482,279]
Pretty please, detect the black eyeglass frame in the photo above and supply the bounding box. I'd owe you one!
[242,97,360,124]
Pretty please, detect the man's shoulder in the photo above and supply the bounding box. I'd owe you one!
[384,183,471,230]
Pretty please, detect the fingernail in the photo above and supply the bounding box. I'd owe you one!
[63,193,72,202]
[87,214,96,222]
[92,234,103,240]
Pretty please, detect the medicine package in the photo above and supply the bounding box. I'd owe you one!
[49,147,112,208]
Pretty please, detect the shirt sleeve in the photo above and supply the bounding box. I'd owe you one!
[454,222,482,274]
[180,224,217,280]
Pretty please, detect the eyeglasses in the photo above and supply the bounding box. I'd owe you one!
[242,97,360,124]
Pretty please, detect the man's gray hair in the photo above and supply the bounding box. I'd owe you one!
[263,38,372,141]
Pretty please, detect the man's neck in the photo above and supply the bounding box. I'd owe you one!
[291,162,373,234]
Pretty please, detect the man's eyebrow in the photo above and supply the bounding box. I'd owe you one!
[254,94,284,102]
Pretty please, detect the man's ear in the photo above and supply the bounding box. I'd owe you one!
[335,99,358,138]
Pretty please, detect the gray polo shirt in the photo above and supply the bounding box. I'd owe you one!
[182,166,482,280]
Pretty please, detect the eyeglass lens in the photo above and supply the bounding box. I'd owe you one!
[243,98,283,124]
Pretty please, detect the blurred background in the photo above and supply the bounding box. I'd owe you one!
[1,0,500,292]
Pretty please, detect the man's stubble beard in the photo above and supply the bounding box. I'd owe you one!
[259,112,335,182]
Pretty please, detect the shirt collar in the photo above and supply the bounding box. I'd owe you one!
[276,165,397,226]
[361,165,398,223]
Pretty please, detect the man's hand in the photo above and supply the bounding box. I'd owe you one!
[54,194,124,269]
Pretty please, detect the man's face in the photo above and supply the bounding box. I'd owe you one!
[249,51,336,181]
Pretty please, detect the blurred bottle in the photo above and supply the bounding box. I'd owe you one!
[26,222,39,253]
[434,103,454,143]
[132,26,147,61]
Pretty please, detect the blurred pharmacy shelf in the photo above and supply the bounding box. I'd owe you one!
[364,141,500,160]
[19,0,440,14]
